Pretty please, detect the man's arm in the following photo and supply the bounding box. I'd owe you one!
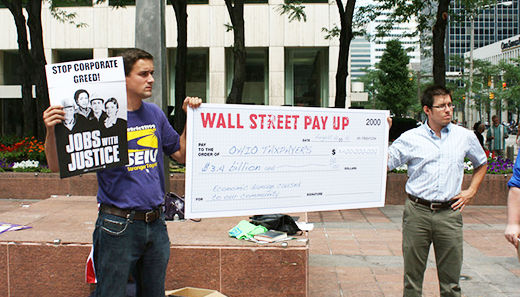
[387,117,392,171]
[451,163,488,211]
[42,105,65,172]
[170,97,202,164]
[516,124,520,144]
[505,187,520,248]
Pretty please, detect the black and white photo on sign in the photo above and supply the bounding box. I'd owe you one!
[45,57,128,178]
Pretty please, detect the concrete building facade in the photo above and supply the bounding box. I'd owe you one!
[0,0,359,135]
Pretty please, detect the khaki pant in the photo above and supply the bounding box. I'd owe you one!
[402,198,463,297]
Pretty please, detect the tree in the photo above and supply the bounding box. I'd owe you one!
[225,0,246,104]
[473,59,498,121]
[1,0,49,140]
[282,0,357,108]
[432,0,449,86]
[2,0,87,139]
[169,0,188,133]
[358,0,491,87]
[333,0,357,108]
[354,67,383,109]
[498,58,520,123]
[376,40,414,117]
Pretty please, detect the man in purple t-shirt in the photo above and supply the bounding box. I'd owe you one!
[43,48,202,297]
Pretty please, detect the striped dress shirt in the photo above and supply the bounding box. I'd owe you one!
[388,122,487,202]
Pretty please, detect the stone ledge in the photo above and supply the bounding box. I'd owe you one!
[0,172,511,205]
[0,196,308,297]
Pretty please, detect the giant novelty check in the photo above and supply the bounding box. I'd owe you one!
[185,104,389,218]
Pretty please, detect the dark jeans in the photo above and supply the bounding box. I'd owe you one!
[93,211,170,297]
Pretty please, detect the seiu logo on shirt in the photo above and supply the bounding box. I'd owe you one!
[127,126,158,171]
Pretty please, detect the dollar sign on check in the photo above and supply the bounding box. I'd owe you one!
[332,149,336,155]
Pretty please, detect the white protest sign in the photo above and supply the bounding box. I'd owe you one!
[45,57,128,178]
[185,104,389,218]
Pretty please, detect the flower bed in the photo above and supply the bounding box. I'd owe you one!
[0,136,49,172]
[393,156,515,175]
[0,171,510,205]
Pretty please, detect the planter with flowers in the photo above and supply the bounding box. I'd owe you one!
[0,136,515,205]
[0,136,50,173]
[386,155,514,205]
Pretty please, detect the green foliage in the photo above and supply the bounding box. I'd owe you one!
[0,136,47,167]
[322,25,340,40]
[12,167,51,173]
[376,40,415,117]
[224,23,234,32]
[277,1,306,23]
[498,58,520,119]
[169,161,186,173]
[352,67,383,109]
[48,0,87,28]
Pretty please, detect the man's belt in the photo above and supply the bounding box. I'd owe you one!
[407,194,454,210]
[99,204,161,223]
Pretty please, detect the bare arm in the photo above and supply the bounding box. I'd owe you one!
[451,163,488,211]
[517,124,520,144]
[170,97,203,164]
[42,105,65,172]
[387,117,392,171]
[505,187,520,248]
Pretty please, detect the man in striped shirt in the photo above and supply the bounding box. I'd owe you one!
[486,115,509,157]
[388,85,488,297]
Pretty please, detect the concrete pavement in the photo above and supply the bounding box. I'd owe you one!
[307,206,520,297]
[0,199,518,297]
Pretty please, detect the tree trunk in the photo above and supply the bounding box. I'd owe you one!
[334,0,356,108]
[172,0,188,133]
[1,0,36,137]
[26,0,49,140]
[432,0,449,87]
[225,0,246,104]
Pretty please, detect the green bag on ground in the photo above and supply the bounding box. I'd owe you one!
[229,220,267,240]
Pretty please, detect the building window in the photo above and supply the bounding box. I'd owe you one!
[0,99,23,136]
[1,51,22,85]
[225,47,268,105]
[109,0,209,5]
[53,49,93,63]
[53,0,92,7]
[294,0,329,3]
[169,48,209,105]
[285,47,328,107]
[0,51,24,136]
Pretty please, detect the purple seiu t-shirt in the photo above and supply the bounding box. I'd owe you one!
[96,102,180,210]
[508,147,520,188]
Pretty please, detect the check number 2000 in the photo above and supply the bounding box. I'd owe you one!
[365,118,381,126]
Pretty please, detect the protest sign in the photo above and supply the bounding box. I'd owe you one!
[45,57,128,178]
[185,104,389,218]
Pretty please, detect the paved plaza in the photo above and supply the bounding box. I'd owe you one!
[1,198,519,297]
[308,206,520,297]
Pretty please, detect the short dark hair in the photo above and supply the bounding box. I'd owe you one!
[421,85,452,108]
[121,48,153,76]
[73,89,89,103]
[105,97,119,109]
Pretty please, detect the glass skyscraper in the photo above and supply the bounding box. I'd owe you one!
[446,0,520,72]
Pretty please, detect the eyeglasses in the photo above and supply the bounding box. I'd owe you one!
[431,103,454,110]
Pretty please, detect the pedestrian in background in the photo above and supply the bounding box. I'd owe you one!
[473,121,485,150]
[487,115,508,157]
